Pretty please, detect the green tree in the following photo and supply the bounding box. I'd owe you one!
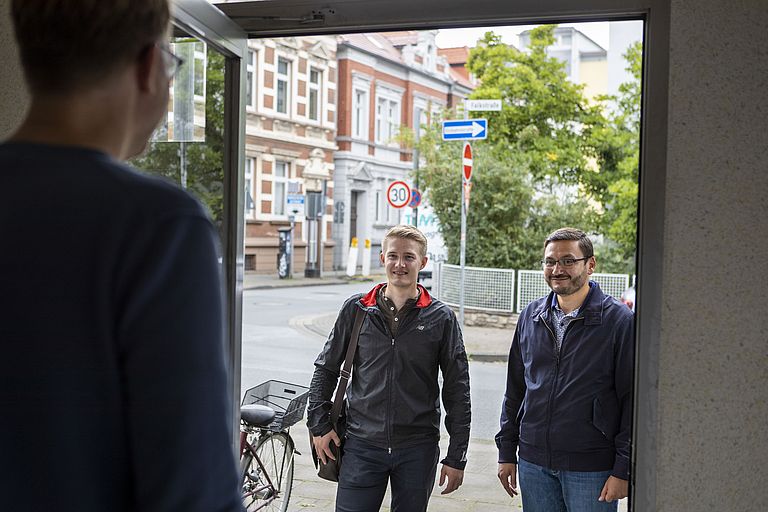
[585,42,642,270]
[416,30,641,273]
[416,27,603,269]
[467,27,602,184]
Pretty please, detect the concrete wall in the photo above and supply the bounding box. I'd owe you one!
[657,1,768,509]
[0,0,28,139]
[1,0,766,508]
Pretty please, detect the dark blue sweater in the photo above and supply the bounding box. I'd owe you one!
[496,282,634,480]
[0,142,242,511]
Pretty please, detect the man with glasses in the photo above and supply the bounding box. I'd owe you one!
[1,1,242,510]
[496,227,634,511]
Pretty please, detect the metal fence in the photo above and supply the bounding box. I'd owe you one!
[435,263,515,312]
[434,263,632,314]
[516,270,630,313]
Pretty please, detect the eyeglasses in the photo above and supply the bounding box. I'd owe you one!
[541,256,592,268]
[157,43,184,79]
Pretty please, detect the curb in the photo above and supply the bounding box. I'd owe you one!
[469,353,508,363]
[244,275,379,291]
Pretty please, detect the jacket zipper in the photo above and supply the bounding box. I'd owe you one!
[388,334,395,454]
[542,312,585,468]
[542,319,559,469]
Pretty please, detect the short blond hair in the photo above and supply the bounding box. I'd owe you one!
[12,0,170,95]
[382,225,428,258]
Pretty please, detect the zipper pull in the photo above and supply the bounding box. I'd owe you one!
[391,338,395,346]
[388,447,392,455]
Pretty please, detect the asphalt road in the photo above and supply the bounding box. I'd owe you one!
[240,282,508,442]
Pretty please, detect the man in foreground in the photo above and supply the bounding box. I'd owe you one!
[1,1,242,510]
[496,227,634,511]
[308,225,471,511]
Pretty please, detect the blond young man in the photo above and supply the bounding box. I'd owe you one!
[308,225,471,512]
[1,1,242,510]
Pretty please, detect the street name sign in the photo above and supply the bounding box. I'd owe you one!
[442,119,488,141]
[465,99,502,111]
[387,180,411,208]
[286,194,305,216]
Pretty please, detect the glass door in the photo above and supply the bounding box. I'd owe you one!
[130,0,247,449]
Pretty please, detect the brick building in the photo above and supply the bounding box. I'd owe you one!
[243,36,337,274]
[333,30,473,270]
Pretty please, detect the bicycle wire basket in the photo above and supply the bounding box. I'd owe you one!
[241,380,309,432]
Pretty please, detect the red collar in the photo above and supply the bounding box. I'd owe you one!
[360,282,433,308]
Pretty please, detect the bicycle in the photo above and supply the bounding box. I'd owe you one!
[240,380,309,512]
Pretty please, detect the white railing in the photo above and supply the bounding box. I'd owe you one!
[435,263,515,312]
[435,263,632,314]
[516,270,630,313]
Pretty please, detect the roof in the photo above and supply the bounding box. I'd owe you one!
[337,33,403,63]
[438,46,471,65]
[377,31,420,47]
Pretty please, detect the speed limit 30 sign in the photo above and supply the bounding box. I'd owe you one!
[387,180,411,209]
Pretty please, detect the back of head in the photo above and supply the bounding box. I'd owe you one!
[383,225,428,257]
[11,0,170,95]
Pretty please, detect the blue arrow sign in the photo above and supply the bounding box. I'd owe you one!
[442,119,488,141]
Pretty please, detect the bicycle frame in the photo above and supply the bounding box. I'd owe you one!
[240,429,277,509]
[240,423,295,511]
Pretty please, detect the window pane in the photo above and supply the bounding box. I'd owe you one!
[278,59,288,75]
[310,69,319,84]
[275,161,286,177]
[309,90,318,120]
[277,80,287,113]
[274,182,285,215]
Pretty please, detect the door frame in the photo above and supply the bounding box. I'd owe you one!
[172,0,248,453]
[215,0,670,509]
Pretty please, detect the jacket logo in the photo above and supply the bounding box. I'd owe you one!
[417,325,425,330]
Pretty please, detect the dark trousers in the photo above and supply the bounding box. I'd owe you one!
[335,436,440,512]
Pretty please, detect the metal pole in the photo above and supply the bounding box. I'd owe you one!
[413,122,420,228]
[180,141,187,189]
[459,105,467,326]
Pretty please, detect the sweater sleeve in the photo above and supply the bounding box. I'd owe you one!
[438,310,471,470]
[115,213,243,511]
[611,312,635,480]
[495,322,526,464]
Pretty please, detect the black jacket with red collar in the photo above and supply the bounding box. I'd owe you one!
[307,283,471,469]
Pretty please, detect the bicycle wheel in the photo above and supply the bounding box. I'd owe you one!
[240,432,295,512]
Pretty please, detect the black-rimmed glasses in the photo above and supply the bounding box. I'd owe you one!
[157,43,184,79]
[541,256,592,268]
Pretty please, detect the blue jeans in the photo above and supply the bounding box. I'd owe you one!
[518,458,618,512]
[335,436,440,512]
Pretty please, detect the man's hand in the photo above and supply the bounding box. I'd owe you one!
[438,465,464,495]
[312,430,341,465]
[599,476,628,502]
[497,463,518,498]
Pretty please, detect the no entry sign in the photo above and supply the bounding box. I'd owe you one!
[387,180,411,208]
[462,142,473,182]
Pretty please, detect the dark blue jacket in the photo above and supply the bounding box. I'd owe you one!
[496,282,634,480]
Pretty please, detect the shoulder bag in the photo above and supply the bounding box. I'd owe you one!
[311,306,365,482]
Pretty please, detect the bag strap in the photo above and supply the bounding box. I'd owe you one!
[329,306,365,426]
